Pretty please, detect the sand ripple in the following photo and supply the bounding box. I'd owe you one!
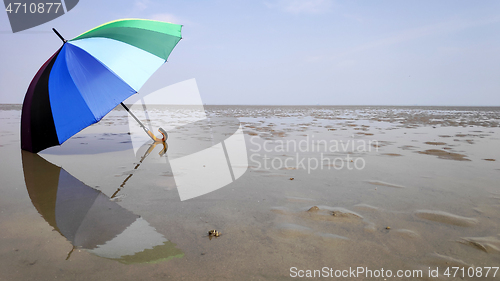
[317,233,349,240]
[353,204,379,212]
[270,207,290,215]
[393,229,420,239]
[303,206,363,222]
[366,180,405,188]
[275,223,313,237]
[426,253,472,268]
[457,236,500,253]
[414,210,478,227]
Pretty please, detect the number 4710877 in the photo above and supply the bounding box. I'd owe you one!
[443,267,498,278]
[5,3,62,14]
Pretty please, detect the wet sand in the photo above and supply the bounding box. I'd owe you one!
[1,105,500,280]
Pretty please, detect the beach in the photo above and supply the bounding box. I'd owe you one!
[1,105,499,280]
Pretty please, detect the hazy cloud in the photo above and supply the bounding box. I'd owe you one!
[265,0,333,14]
[134,0,151,11]
[332,16,500,60]
[149,13,184,24]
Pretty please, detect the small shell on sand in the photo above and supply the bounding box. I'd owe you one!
[414,210,478,227]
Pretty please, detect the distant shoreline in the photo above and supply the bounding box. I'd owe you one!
[1,104,500,109]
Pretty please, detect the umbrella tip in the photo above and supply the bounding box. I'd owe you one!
[52,28,67,43]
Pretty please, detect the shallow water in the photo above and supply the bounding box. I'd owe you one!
[1,105,500,280]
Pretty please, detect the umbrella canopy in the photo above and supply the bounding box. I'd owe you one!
[21,19,182,153]
[21,151,184,264]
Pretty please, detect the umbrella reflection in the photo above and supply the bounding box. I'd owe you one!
[125,115,248,201]
[112,141,167,198]
[21,151,183,264]
[160,116,248,201]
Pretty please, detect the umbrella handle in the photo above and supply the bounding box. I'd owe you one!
[159,141,168,156]
[146,130,160,142]
[146,128,167,143]
[158,128,168,142]
[121,103,167,143]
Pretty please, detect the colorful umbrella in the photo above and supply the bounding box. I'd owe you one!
[22,151,184,264]
[21,19,182,153]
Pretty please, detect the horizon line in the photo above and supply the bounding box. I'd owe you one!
[1,103,500,107]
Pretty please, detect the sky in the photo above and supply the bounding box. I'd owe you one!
[0,0,499,105]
